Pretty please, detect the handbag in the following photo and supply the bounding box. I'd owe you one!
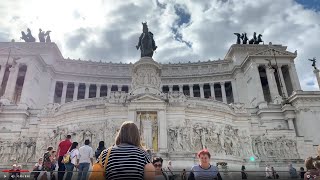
[88,147,112,180]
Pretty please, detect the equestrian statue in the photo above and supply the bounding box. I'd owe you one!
[136,22,157,57]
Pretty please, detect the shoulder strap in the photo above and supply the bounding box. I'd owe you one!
[103,147,112,170]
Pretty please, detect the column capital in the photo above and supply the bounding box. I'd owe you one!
[178,84,183,88]
[96,83,101,87]
[62,81,68,86]
[210,83,215,87]
[189,84,194,87]
[85,83,91,86]
[266,67,275,73]
[199,84,204,88]
[74,82,80,87]
[220,81,225,85]
[168,85,173,88]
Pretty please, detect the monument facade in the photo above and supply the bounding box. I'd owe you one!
[0,39,319,172]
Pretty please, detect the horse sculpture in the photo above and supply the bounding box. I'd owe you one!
[136,22,157,57]
[234,33,241,44]
[255,34,263,44]
[248,32,257,44]
[248,32,263,44]
[21,28,36,42]
[241,33,248,44]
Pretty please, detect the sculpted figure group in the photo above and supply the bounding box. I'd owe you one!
[234,32,263,44]
[20,28,51,42]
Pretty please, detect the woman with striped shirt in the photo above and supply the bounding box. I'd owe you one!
[100,121,155,180]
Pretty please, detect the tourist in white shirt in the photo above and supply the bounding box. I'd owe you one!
[65,142,79,180]
[77,139,94,180]
[265,164,272,179]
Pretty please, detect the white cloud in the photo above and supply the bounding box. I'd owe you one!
[0,0,319,90]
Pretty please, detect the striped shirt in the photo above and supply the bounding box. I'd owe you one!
[100,143,151,180]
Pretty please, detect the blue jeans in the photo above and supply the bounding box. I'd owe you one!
[77,163,90,180]
[64,163,75,180]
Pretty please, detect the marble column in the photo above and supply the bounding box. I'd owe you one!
[85,83,90,99]
[189,84,194,97]
[0,64,6,90]
[314,69,320,90]
[168,85,173,93]
[158,110,167,152]
[231,80,238,103]
[287,118,295,130]
[61,81,68,104]
[128,111,135,122]
[48,80,56,103]
[73,82,79,101]
[289,63,302,90]
[118,85,122,92]
[179,85,183,93]
[210,83,215,100]
[199,84,204,98]
[251,62,265,103]
[265,67,280,103]
[220,82,227,103]
[128,85,131,93]
[277,66,288,97]
[96,84,101,98]
[3,64,20,100]
[19,64,30,104]
[107,84,111,98]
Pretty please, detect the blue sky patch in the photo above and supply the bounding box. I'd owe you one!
[306,80,315,86]
[295,0,320,12]
[171,4,192,48]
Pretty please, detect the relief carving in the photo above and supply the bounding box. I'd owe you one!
[39,103,61,116]
[252,135,300,160]
[167,120,253,158]
[168,92,186,104]
[0,137,36,163]
[132,65,161,90]
[229,103,247,113]
[108,91,127,103]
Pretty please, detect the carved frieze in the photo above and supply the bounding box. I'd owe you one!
[39,103,61,117]
[167,120,253,158]
[168,92,186,105]
[132,64,161,90]
[0,137,37,163]
[252,135,299,160]
[229,103,247,114]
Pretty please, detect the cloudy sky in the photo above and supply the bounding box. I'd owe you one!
[0,0,320,90]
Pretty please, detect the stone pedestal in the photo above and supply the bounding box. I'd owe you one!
[131,57,162,95]
[314,69,320,90]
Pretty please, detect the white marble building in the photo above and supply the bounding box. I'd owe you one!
[0,42,319,171]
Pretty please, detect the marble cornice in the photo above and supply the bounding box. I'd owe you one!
[289,91,320,108]
[224,44,288,59]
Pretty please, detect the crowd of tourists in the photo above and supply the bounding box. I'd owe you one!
[262,146,320,180]
[26,121,224,180]
[7,121,320,180]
